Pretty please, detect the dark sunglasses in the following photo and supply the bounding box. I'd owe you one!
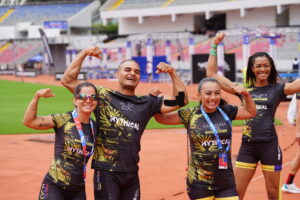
[76,94,97,101]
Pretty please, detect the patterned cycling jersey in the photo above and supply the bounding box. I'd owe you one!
[46,112,94,190]
[178,104,238,190]
[92,87,163,172]
[242,83,286,142]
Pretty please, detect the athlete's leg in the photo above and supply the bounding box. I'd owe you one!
[215,185,239,200]
[187,187,214,200]
[68,187,86,200]
[94,170,120,200]
[282,144,300,193]
[38,176,64,200]
[282,111,300,193]
[120,172,140,200]
[234,167,256,200]
[289,145,300,176]
[260,140,282,200]
[262,170,281,200]
[234,141,258,200]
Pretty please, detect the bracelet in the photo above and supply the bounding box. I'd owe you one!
[209,48,217,56]
[212,44,218,49]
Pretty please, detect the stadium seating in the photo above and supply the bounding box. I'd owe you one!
[105,0,236,11]
[0,3,89,25]
[170,0,231,7]
[0,41,42,65]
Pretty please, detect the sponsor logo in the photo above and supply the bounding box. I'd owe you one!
[256,104,267,110]
[110,116,139,130]
[119,102,134,112]
[39,183,48,199]
[201,138,230,147]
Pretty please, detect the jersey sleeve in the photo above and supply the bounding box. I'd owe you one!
[51,113,71,129]
[149,95,163,115]
[220,104,238,120]
[278,83,286,101]
[97,86,113,98]
[178,107,194,127]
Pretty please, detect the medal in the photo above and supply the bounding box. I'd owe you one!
[200,105,232,170]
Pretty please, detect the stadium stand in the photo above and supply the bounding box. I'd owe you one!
[0,3,89,25]
[104,0,236,11]
[0,40,42,65]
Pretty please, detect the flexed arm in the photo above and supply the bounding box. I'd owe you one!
[206,33,237,94]
[155,62,189,113]
[154,112,182,125]
[61,46,102,93]
[284,79,300,95]
[23,89,55,130]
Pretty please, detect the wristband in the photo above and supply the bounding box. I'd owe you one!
[209,48,217,56]
[212,44,218,49]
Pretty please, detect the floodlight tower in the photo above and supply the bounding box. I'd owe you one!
[0,0,27,6]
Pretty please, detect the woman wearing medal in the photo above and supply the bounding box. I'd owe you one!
[207,32,300,200]
[23,82,98,200]
[154,77,256,200]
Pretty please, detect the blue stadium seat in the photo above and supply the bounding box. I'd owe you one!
[0,3,89,25]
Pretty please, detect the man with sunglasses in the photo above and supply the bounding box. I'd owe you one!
[61,46,188,200]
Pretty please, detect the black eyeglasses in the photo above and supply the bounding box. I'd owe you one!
[76,94,97,102]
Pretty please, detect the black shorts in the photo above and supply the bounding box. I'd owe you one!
[187,185,238,200]
[236,140,282,171]
[94,170,140,200]
[38,176,86,200]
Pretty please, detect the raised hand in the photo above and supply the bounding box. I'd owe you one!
[83,46,102,59]
[231,83,250,97]
[36,88,55,98]
[155,62,175,74]
[149,87,163,96]
[213,32,225,45]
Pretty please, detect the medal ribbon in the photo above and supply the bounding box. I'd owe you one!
[72,109,94,182]
[200,105,232,152]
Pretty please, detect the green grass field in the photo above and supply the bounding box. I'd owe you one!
[0,79,281,134]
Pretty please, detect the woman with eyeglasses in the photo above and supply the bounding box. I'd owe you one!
[206,33,300,200]
[154,77,256,200]
[23,82,98,200]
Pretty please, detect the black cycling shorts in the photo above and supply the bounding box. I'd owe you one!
[94,170,140,200]
[236,140,282,171]
[38,176,86,200]
[187,185,238,200]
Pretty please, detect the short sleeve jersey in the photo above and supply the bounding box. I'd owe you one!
[92,87,163,172]
[178,104,238,190]
[242,83,286,142]
[46,112,94,190]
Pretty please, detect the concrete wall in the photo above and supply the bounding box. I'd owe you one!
[119,14,194,35]
[289,5,300,26]
[227,7,276,29]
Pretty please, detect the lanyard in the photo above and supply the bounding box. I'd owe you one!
[72,109,94,182]
[200,105,232,152]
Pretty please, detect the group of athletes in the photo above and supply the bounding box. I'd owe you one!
[22,32,300,200]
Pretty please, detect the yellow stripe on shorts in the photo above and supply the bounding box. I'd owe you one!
[235,161,257,169]
[216,196,239,200]
[261,164,282,172]
[196,196,214,200]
